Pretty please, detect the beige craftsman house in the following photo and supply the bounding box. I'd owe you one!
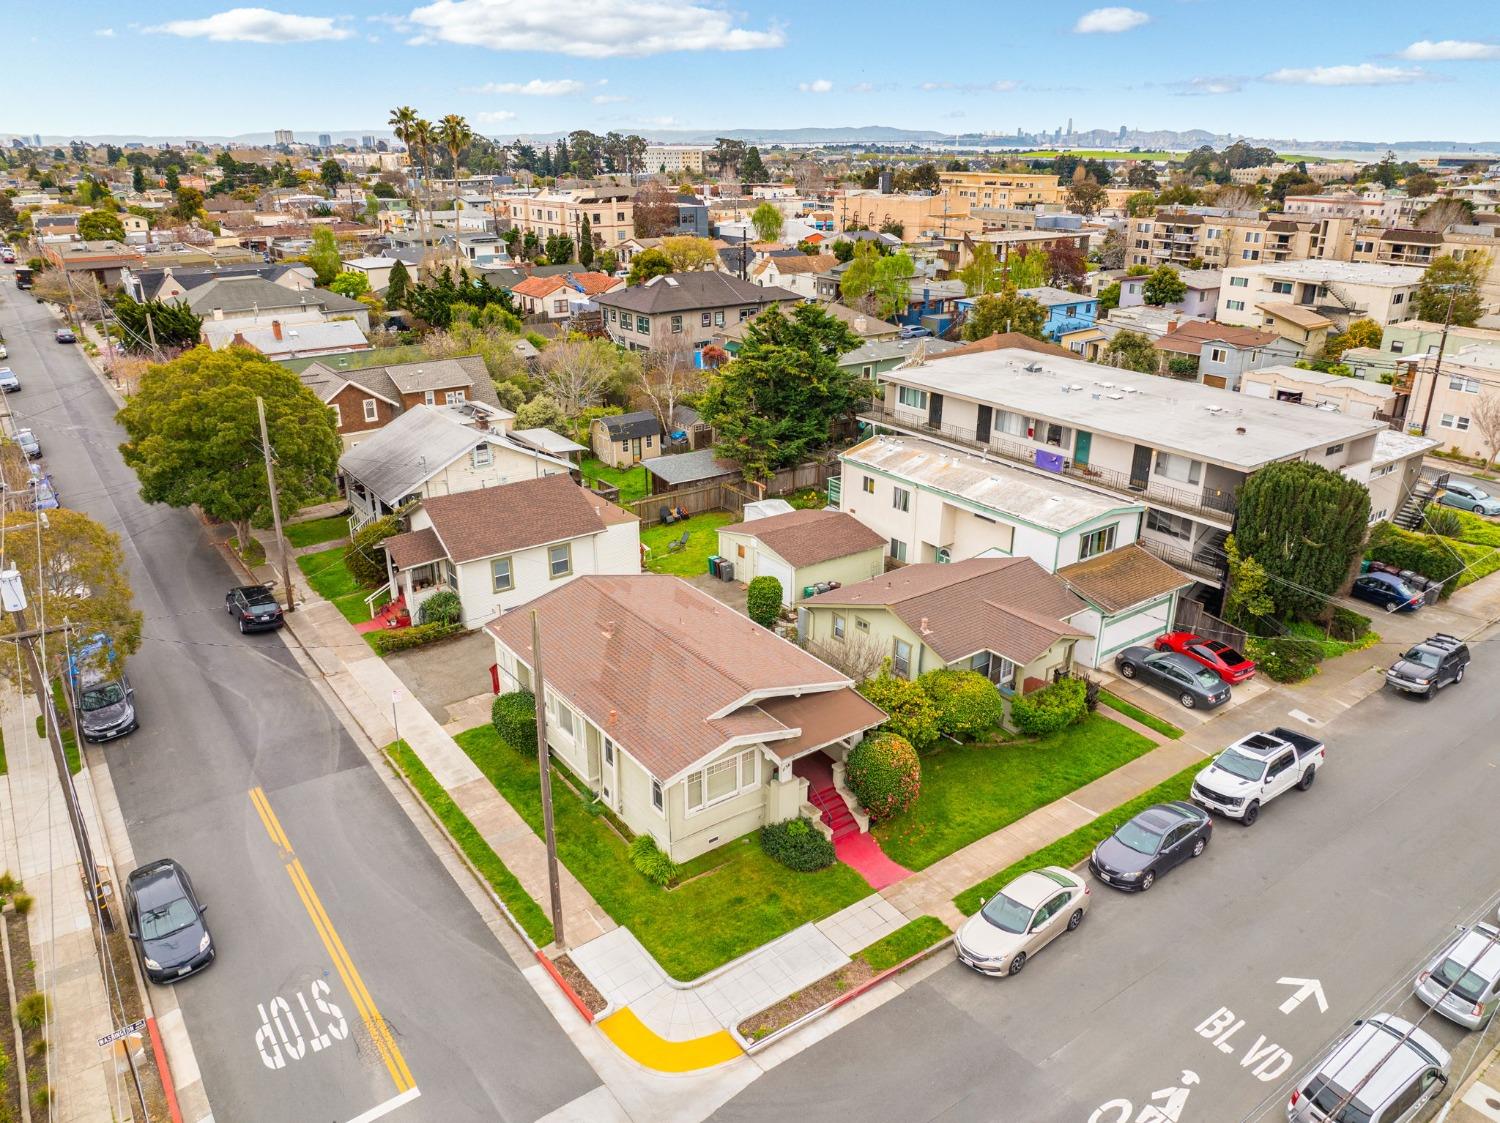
[715,508,885,607]
[300,355,507,448]
[488,575,887,863]
[379,473,639,630]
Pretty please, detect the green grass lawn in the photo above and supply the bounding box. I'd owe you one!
[1282,619,1380,660]
[581,458,649,505]
[285,515,351,549]
[456,724,870,981]
[856,916,950,972]
[873,714,1156,871]
[385,740,554,946]
[1097,691,1184,740]
[641,511,736,577]
[954,760,1202,916]
[297,545,382,624]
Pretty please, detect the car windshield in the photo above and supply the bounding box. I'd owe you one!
[1434,956,1489,1003]
[1214,748,1264,781]
[80,682,125,711]
[1113,820,1163,855]
[1403,648,1442,669]
[139,895,198,940]
[1188,665,1220,688]
[1305,1076,1371,1123]
[980,892,1034,934]
[1214,646,1245,664]
[243,589,277,607]
[1470,488,1492,501]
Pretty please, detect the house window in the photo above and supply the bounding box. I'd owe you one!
[889,537,907,562]
[1390,340,1405,354]
[1208,347,1228,364]
[609,309,617,322]
[855,616,870,633]
[897,386,928,410]
[636,314,649,333]
[713,310,725,327]
[1450,375,1480,393]
[671,314,682,333]
[861,476,875,494]
[1325,443,1345,455]
[555,703,575,737]
[1225,299,1245,311]
[1079,524,1117,560]
[832,614,846,640]
[685,750,757,813]
[892,638,913,678]
[1393,292,1405,305]
[548,543,573,578]
[892,487,910,513]
[739,307,753,321]
[651,779,663,812]
[362,398,378,422]
[330,403,342,427]
[862,365,873,379]
[471,444,493,468]
[700,312,712,327]
[553,299,569,314]
[644,434,653,448]
[970,651,1017,690]
[1146,509,1192,541]
[443,560,458,589]
[1440,413,1471,431]
[491,556,513,592]
[1154,451,1202,485]
[446,389,465,404]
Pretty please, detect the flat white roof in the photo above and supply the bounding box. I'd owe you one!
[881,348,1384,470]
[1247,364,1396,400]
[1372,429,1438,467]
[843,434,1135,533]
[1223,259,1425,287]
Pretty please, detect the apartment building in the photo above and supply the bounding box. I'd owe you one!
[1217,261,1425,342]
[1350,224,1500,310]
[861,347,1386,590]
[644,145,709,174]
[938,170,1064,212]
[1401,343,1500,458]
[833,190,977,242]
[1126,208,1358,271]
[504,187,635,248]
[936,228,1092,279]
[1240,364,1398,420]
[1230,162,1363,185]
[1284,192,1421,226]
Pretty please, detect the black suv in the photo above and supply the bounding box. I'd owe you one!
[125,859,214,983]
[1385,633,1470,698]
[226,585,284,632]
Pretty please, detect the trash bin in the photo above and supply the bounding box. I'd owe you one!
[709,555,721,578]
[1359,559,1372,574]
[719,561,735,582]
[803,586,816,599]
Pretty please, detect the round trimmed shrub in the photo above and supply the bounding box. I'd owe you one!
[417,589,462,625]
[1009,676,1088,736]
[844,732,920,822]
[746,576,783,628]
[918,669,1005,739]
[858,672,940,753]
[760,816,835,871]
[491,690,537,753]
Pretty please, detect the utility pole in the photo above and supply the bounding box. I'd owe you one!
[1418,283,1467,436]
[144,309,161,361]
[530,610,565,947]
[256,397,295,613]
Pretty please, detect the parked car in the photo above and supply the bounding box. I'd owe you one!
[1386,633,1470,698]
[55,327,76,344]
[1286,1013,1449,1123]
[0,368,18,393]
[898,325,931,339]
[1192,727,1325,825]
[1152,631,1256,684]
[0,341,8,359]
[1439,480,1500,517]
[68,633,137,742]
[1089,801,1211,891]
[0,251,13,265]
[1114,647,1231,710]
[226,584,284,633]
[1350,571,1423,613]
[124,859,215,984]
[15,428,40,459]
[954,866,1089,977]
[1414,916,1500,1030]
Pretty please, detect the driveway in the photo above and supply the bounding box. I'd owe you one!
[385,628,497,723]
[687,571,750,615]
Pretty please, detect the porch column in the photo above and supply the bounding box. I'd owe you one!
[766,759,805,825]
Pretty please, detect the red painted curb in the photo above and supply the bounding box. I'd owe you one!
[536,951,595,1024]
[827,938,954,1013]
[146,1016,184,1123]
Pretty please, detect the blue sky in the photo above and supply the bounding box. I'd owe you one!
[7,1,1500,141]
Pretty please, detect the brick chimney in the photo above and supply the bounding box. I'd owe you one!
[271,320,283,340]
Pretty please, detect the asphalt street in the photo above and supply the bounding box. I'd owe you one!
[0,286,601,1122]
[712,634,1500,1123]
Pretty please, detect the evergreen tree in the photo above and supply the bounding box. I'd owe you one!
[385,259,410,308]
[132,164,146,193]
[578,215,594,268]
[741,145,767,182]
[164,165,180,191]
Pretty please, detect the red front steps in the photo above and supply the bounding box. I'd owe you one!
[354,594,410,634]
[809,784,859,841]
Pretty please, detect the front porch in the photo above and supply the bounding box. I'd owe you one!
[789,750,911,891]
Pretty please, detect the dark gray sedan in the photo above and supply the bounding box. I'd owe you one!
[1090,801,1211,891]
[1115,646,1232,709]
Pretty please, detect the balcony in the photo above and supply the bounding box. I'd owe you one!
[1137,537,1226,586]
[863,404,1239,524]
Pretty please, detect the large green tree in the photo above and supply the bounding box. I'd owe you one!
[1102,329,1159,373]
[111,294,203,352]
[740,145,767,182]
[962,286,1046,341]
[318,158,344,190]
[956,243,1005,297]
[1413,253,1490,326]
[1142,264,1187,306]
[304,226,343,286]
[839,242,914,320]
[1233,460,1371,621]
[78,209,125,242]
[627,247,674,286]
[699,304,869,481]
[750,201,784,243]
[118,348,341,549]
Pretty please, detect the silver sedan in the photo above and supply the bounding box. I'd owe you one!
[955,866,1091,977]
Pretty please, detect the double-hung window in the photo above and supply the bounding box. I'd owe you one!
[832,614,846,640]
[685,750,757,813]
[471,443,493,468]
[363,398,378,422]
[892,487,910,513]
[671,314,683,333]
[491,556,513,592]
[892,638,913,678]
[548,543,572,578]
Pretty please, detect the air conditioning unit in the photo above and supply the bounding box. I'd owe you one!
[936,547,952,564]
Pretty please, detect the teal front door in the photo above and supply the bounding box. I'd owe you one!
[1074,430,1092,466]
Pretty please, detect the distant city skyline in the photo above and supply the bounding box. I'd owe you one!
[6,1,1500,141]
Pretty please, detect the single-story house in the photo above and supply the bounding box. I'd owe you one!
[511,271,623,320]
[716,509,886,607]
[488,574,888,862]
[1055,544,1193,668]
[645,448,740,494]
[800,557,1088,693]
[590,410,663,468]
[206,318,371,361]
[380,473,639,629]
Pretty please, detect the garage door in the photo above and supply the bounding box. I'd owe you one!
[1099,598,1174,662]
[757,556,796,606]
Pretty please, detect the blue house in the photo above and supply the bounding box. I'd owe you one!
[955,286,1097,342]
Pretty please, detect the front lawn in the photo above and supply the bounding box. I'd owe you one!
[872,714,1156,871]
[286,515,351,549]
[297,545,380,624]
[456,724,870,981]
[581,458,649,505]
[1097,691,1184,739]
[641,511,736,577]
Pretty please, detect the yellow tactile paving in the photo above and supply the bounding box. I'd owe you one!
[596,1007,743,1073]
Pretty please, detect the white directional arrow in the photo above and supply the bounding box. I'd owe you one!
[1277,977,1329,1015]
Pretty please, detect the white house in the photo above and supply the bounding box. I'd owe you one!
[715,508,886,606]
[1217,260,1426,330]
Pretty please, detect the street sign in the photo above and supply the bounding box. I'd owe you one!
[97,1018,146,1047]
[1276,977,1329,1015]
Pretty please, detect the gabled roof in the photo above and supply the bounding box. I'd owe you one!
[754,254,837,276]
[511,271,620,299]
[598,410,661,439]
[645,447,739,487]
[720,509,884,569]
[209,319,368,356]
[300,355,502,411]
[182,275,364,316]
[1018,285,1093,308]
[806,557,1088,665]
[407,473,631,564]
[1057,544,1192,614]
[1156,319,1284,355]
[597,271,798,314]
[929,331,1073,361]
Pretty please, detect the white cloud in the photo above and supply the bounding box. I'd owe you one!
[475,110,517,123]
[920,79,1019,93]
[1398,39,1500,61]
[148,7,353,42]
[1173,75,1242,95]
[404,0,784,58]
[799,78,833,93]
[592,94,628,104]
[1073,7,1149,33]
[94,27,115,37]
[473,78,586,96]
[1266,63,1425,86]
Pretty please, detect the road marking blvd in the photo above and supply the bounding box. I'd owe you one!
[249,787,416,1094]
[1276,977,1329,1015]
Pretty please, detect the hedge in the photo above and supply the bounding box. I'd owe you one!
[1009,676,1088,736]
[417,589,462,626]
[746,576,782,628]
[844,732,921,821]
[347,513,402,586]
[760,816,836,872]
[491,690,537,754]
[858,672,940,752]
[627,835,679,887]
[918,669,1005,740]
[366,621,462,656]
[1244,636,1319,684]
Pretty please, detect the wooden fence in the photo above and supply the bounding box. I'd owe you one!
[1172,599,1248,654]
[624,458,840,528]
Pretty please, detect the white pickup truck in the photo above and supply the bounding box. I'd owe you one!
[1190,727,1325,826]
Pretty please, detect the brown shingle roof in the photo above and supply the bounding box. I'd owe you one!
[807,558,1087,665]
[1156,319,1282,355]
[382,527,445,569]
[757,690,888,760]
[1057,544,1192,614]
[722,509,884,569]
[931,332,1074,361]
[420,474,619,563]
[485,575,875,779]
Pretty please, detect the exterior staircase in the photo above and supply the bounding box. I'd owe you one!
[807,781,860,841]
[355,594,411,634]
[1394,472,1448,531]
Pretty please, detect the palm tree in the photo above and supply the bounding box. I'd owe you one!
[411,117,436,273]
[437,114,473,183]
[388,106,423,277]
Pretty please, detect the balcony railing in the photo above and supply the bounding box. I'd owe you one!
[1137,537,1226,585]
[865,404,1239,523]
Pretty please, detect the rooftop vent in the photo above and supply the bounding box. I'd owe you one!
[1024,362,1043,373]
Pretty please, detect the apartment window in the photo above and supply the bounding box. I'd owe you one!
[1079,524,1117,560]
[636,314,649,333]
[491,556,513,592]
[616,212,625,222]
[1271,281,1293,295]
[892,638,913,678]
[686,750,756,813]
[548,543,573,578]
[832,614,845,640]
[1393,292,1405,305]
[855,616,870,633]
[1440,413,1471,431]
[700,312,712,327]
[861,476,875,494]
[892,487,910,513]
[1225,299,1245,312]
[330,403,342,427]
[1326,443,1345,456]
[1242,250,1260,261]
[1450,375,1479,393]
[1146,509,1192,541]
[651,779,663,812]
[995,409,1029,438]
[593,212,602,223]
[471,443,493,468]
[1228,275,1248,287]
[1246,232,1262,243]
[424,390,436,405]
[889,537,908,562]
[897,386,928,410]
[1390,340,1405,354]
[362,398,378,422]
[446,390,465,404]
[1154,451,1202,485]
[670,314,682,334]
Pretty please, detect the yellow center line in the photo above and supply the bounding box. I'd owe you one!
[248,788,414,1094]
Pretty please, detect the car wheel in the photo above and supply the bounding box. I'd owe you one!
[1456,666,1465,683]
[238,618,247,634]
[1241,800,1260,826]
[1008,952,1026,976]
[1120,664,1136,679]
[1066,909,1084,931]
[1190,837,1206,858]
[1179,693,1196,709]
[1297,767,1315,791]
[1139,870,1155,891]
